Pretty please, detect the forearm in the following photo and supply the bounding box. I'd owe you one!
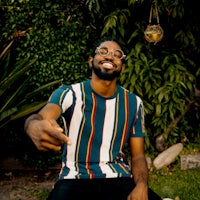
[131,156,148,185]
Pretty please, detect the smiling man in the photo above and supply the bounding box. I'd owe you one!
[24,37,162,200]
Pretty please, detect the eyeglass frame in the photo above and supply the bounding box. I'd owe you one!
[95,46,126,60]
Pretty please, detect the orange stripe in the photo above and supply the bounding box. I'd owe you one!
[59,88,69,105]
[118,162,130,174]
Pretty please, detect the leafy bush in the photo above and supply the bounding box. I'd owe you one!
[0,36,62,130]
[0,0,200,159]
[0,0,94,98]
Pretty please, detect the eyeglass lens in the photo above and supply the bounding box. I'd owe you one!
[97,47,124,59]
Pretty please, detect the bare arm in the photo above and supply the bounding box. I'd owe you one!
[24,103,71,151]
[127,137,148,200]
[130,137,148,185]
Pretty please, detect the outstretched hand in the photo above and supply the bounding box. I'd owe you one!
[26,119,72,151]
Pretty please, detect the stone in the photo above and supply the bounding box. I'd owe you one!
[162,198,173,200]
[153,143,183,170]
[180,153,200,170]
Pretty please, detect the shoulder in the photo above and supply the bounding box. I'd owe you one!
[55,81,85,91]
[118,85,142,101]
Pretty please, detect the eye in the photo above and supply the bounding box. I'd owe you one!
[113,50,123,59]
[98,47,108,55]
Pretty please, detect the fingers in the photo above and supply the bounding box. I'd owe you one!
[37,141,62,152]
[28,119,72,151]
[41,119,72,145]
[46,127,72,145]
[36,133,65,151]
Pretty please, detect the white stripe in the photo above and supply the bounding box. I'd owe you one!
[99,98,116,177]
[61,90,73,134]
[63,161,78,178]
[99,162,118,178]
[62,90,73,112]
[136,95,142,112]
[65,83,83,178]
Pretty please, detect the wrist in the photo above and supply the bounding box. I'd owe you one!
[134,173,148,186]
[135,180,148,186]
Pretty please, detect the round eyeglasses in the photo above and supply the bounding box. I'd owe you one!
[95,46,126,60]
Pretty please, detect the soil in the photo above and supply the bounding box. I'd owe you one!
[0,157,60,200]
[0,169,59,200]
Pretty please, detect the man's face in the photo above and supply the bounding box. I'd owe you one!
[91,41,125,81]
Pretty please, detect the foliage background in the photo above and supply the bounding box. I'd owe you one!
[0,0,199,166]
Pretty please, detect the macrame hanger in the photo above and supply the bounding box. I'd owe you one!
[149,0,160,25]
[144,0,164,44]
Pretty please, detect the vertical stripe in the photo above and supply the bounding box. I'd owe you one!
[109,94,119,161]
[66,83,83,178]
[99,162,118,178]
[100,98,116,161]
[120,90,129,151]
[136,96,145,133]
[99,98,117,177]
[136,96,141,112]
[86,93,96,178]
[60,88,71,111]
[75,83,86,171]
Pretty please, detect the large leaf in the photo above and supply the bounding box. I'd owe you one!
[0,57,38,96]
[0,101,46,129]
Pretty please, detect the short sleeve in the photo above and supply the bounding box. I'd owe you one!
[131,97,146,137]
[47,85,72,113]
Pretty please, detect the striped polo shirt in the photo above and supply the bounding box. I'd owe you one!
[48,80,146,180]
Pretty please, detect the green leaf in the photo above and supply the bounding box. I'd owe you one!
[10,101,47,121]
[0,57,38,96]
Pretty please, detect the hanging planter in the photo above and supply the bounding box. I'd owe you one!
[144,1,164,44]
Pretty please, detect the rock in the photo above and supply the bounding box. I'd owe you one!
[153,143,183,170]
[155,134,165,152]
[181,153,200,170]
[162,198,173,200]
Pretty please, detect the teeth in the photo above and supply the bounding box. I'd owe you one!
[102,62,113,69]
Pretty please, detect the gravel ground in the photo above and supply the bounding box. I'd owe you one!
[0,170,59,200]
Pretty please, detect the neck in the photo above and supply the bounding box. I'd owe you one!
[90,74,117,98]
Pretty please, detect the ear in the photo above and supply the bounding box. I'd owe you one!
[121,64,125,72]
[88,56,93,68]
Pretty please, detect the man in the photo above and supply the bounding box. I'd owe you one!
[24,37,162,200]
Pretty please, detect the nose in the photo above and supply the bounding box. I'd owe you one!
[104,51,113,59]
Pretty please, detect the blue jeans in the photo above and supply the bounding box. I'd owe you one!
[47,178,162,200]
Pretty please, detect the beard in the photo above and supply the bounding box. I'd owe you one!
[92,62,121,81]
